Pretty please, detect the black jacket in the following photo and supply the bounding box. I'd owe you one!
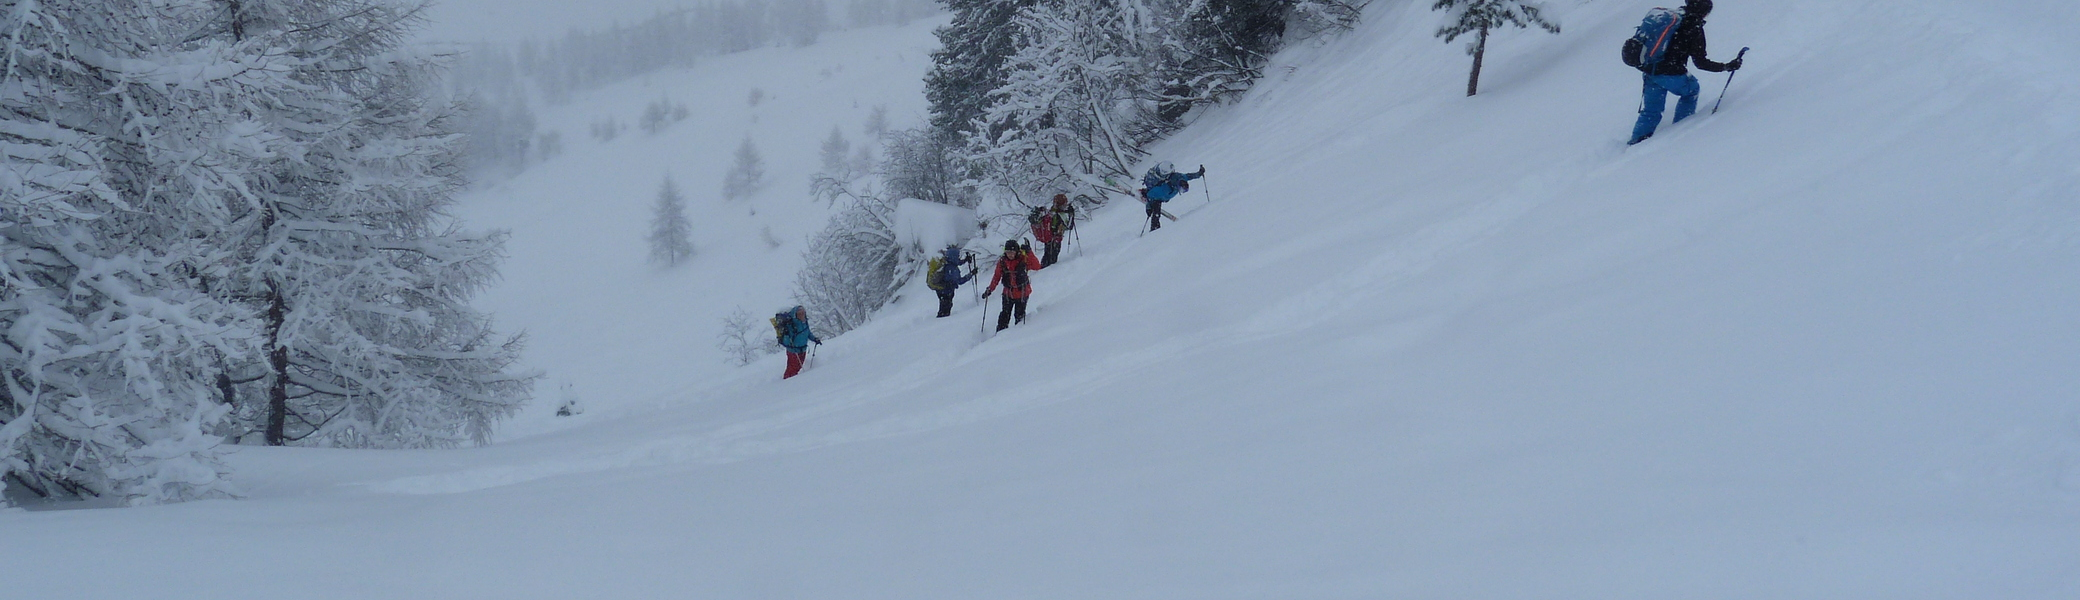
[1624,17,1730,76]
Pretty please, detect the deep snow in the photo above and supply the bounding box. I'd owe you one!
[6,1,2079,598]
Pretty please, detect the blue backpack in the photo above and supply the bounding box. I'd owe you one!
[1630,8,1683,70]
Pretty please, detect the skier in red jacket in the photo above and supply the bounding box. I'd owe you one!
[1029,194,1075,267]
[982,239,1044,331]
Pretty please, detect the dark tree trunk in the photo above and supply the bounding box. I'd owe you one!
[263,282,290,446]
[1467,24,1489,97]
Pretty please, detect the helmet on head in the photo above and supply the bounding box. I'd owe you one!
[1155,161,1175,175]
[1683,0,1712,17]
[1052,194,1069,205]
[1004,239,1021,252]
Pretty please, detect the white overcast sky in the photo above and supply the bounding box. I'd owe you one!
[418,0,697,43]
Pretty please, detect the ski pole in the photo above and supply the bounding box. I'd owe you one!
[1712,47,1750,115]
[1202,171,1212,205]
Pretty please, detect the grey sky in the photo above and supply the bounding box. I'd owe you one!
[419,0,700,43]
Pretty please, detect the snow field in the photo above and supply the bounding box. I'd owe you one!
[6,1,2080,598]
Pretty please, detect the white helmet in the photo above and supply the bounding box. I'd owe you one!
[1154,161,1175,175]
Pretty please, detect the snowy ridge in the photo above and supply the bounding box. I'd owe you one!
[6,1,2079,598]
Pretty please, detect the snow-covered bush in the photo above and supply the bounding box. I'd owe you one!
[882,128,979,208]
[794,176,907,336]
[717,309,785,367]
[640,98,689,136]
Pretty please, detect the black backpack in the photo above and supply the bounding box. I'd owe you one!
[1004,253,1030,289]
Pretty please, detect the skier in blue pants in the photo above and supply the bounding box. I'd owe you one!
[1139,162,1203,231]
[1623,0,1743,145]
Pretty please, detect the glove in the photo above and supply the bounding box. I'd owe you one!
[1725,58,1743,71]
[1195,165,1206,176]
[983,290,993,300]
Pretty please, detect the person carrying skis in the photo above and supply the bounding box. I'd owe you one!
[1031,194,1077,267]
[1623,0,1743,145]
[1139,162,1203,231]
[982,239,1043,331]
[772,305,821,379]
[926,244,975,318]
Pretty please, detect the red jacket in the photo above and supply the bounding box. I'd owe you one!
[1031,220,1061,244]
[985,250,1044,299]
[1030,206,1073,244]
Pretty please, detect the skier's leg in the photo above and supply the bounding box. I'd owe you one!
[1631,77,1670,143]
[1013,298,1028,324]
[1671,75,1703,123]
[997,297,1014,331]
[1043,242,1060,266]
[936,292,954,318]
[783,351,804,379]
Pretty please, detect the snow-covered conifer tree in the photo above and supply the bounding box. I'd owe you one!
[864,105,891,138]
[0,0,282,503]
[969,0,1172,200]
[821,127,854,174]
[207,0,536,449]
[649,177,696,265]
[927,0,1046,139]
[724,137,768,200]
[1432,0,1559,96]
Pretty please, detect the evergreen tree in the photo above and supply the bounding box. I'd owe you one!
[649,177,696,265]
[1432,0,1559,96]
[724,137,767,200]
[924,0,1045,139]
[821,127,854,174]
[1,0,271,503]
[210,0,536,449]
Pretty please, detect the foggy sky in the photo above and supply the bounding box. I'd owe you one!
[420,0,707,42]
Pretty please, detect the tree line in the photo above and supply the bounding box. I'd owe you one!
[450,0,941,182]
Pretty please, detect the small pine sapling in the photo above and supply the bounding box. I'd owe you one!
[1432,0,1560,96]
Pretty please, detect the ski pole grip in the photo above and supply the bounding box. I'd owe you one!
[1734,47,1749,68]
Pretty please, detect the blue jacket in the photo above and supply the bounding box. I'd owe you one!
[777,313,820,351]
[936,248,974,291]
[1142,170,1203,203]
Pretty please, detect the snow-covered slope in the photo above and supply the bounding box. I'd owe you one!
[450,21,942,435]
[7,1,2079,598]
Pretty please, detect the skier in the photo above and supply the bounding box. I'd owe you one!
[926,244,975,318]
[982,239,1044,332]
[772,305,821,379]
[1031,194,1077,267]
[1623,0,1744,145]
[1139,162,1204,231]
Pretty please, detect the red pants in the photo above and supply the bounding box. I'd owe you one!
[784,351,806,379]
